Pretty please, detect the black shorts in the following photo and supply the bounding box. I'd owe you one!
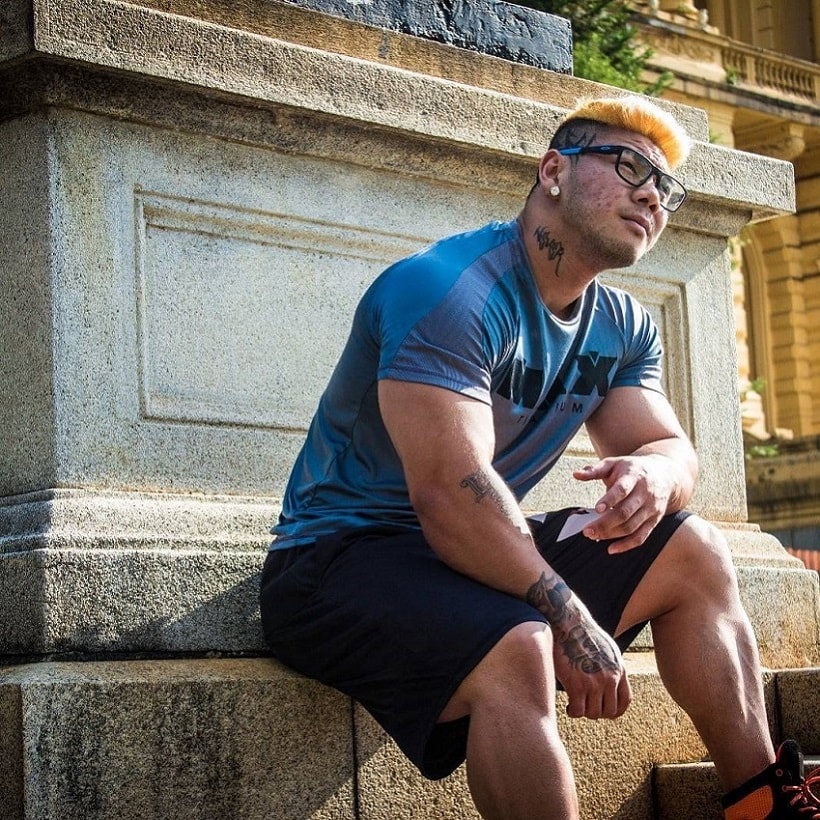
[259,507,690,780]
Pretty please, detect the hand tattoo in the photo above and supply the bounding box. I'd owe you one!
[558,623,620,674]
[533,226,565,275]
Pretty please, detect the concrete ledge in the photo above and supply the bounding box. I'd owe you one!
[654,762,730,820]
[0,548,266,655]
[354,652,720,820]
[0,0,795,222]
[735,564,820,669]
[0,491,273,655]
[778,668,820,751]
[1,491,818,662]
[0,489,276,553]
[0,654,786,820]
[655,666,820,819]
[0,658,355,820]
[654,756,820,820]
[2,656,813,820]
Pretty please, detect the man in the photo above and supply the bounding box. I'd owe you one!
[260,96,819,819]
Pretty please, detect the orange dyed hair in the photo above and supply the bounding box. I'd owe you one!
[559,96,691,169]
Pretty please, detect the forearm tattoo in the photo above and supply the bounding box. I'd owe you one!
[533,226,565,275]
[525,570,570,622]
[526,571,619,674]
[459,467,520,519]
[460,469,503,504]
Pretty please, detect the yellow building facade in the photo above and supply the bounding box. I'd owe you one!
[630,0,820,548]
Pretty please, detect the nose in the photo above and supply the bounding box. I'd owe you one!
[633,174,663,210]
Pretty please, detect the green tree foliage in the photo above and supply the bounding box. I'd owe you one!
[511,0,671,95]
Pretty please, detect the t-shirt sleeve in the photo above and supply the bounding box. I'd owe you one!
[369,255,498,404]
[609,295,665,394]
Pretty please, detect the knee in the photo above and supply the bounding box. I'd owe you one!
[672,515,739,600]
[466,622,556,709]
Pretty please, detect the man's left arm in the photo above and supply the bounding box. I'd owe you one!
[577,385,698,553]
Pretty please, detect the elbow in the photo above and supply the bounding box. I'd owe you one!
[408,482,451,532]
[407,481,475,569]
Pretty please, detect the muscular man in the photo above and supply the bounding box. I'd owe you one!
[260,95,819,819]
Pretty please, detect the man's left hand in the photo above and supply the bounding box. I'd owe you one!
[573,454,675,552]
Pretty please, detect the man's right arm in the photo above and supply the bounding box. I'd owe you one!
[378,377,631,719]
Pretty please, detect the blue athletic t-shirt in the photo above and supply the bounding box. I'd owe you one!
[271,219,664,548]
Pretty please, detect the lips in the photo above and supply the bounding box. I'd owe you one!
[623,213,652,238]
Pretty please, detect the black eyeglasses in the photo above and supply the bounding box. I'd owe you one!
[557,144,688,212]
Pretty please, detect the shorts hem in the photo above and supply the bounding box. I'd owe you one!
[417,612,548,780]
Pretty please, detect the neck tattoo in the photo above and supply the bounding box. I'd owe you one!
[533,226,565,276]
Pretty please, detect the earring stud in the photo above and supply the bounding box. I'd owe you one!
[549,185,561,197]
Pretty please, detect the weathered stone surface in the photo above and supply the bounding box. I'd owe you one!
[0,100,790,506]
[0,0,812,668]
[0,4,815,818]
[0,659,355,820]
[281,0,573,72]
[735,565,820,668]
[2,656,809,820]
[355,653,776,820]
[0,0,31,62]
[777,667,820,751]
[0,490,274,656]
[0,656,730,820]
[654,628,820,818]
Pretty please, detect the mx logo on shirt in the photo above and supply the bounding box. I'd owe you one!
[497,352,617,411]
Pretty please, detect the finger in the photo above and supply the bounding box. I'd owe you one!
[614,671,632,718]
[565,679,598,719]
[594,474,640,513]
[582,673,623,719]
[573,462,611,482]
[565,690,588,719]
[606,519,657,554]
[585,502,652,544]
[599,680,619,719]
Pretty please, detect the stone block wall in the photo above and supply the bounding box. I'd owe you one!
[0,1,816,817]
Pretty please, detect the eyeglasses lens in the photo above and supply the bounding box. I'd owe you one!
[616,148,685,211]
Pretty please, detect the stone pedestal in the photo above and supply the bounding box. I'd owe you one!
[0,659,355,820]
[0,0,817,817]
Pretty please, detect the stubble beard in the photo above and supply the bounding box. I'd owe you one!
[561,186,649,271]
[582,230,642,271]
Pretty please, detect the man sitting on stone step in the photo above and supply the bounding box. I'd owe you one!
[260,94,820,820]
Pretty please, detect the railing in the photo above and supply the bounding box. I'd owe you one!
[723,44,820,103]
[633,2,820,107]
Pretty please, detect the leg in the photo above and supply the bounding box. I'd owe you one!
[439,621,579,820]
[616,515,774,791]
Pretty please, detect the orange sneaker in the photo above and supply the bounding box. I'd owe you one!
[723,741,820,819]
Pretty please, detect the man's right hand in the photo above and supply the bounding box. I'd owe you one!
[550,611,631,720]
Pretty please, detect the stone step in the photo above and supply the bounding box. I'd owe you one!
[0,653,702,820]
[359,650,708,820]
[654,757,820,820]
[0,655,817,820]
[654,666,820,820]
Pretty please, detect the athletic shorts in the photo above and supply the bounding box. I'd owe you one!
[259,507,690,780]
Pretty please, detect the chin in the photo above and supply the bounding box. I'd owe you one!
[607,245,643,270]
[584,234,643,271]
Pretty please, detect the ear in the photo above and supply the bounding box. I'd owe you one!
[537,148,564,192]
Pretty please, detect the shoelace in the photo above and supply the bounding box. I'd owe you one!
[782,771,820,818]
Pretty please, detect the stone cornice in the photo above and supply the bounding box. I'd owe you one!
[0,0,795,224]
